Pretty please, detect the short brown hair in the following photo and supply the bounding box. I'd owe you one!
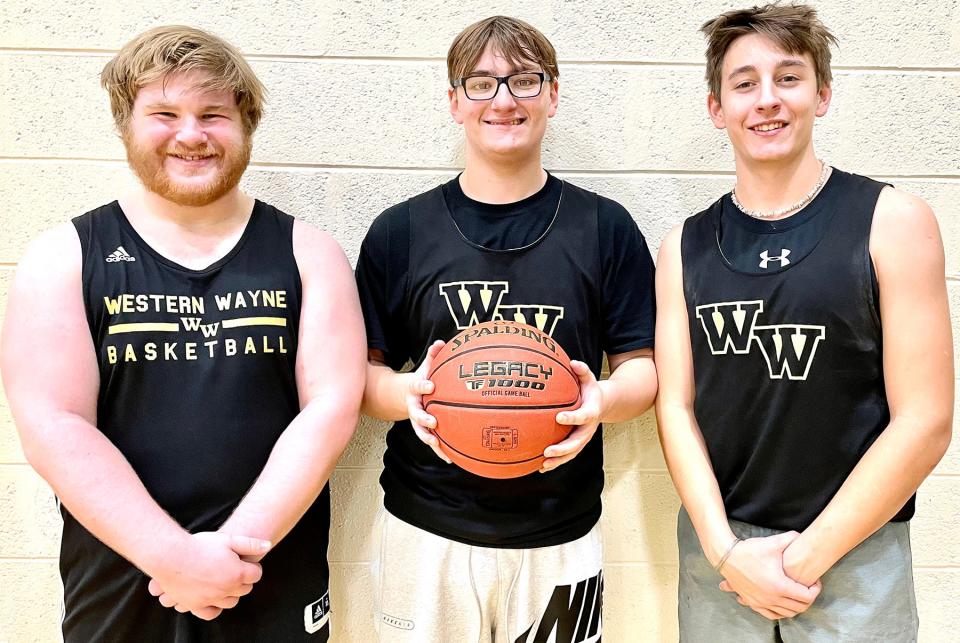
[101,25,266,135]
[447,16,559,85]
[701,3,837,100]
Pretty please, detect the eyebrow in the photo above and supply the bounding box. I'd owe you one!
[142,102,231,111]
[727,59,808,79]
[467,66,540,76]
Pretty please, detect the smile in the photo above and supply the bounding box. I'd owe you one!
[750,121,786,132]
[484,118,526,126]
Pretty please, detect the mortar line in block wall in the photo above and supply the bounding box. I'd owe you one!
[1,158,959,183]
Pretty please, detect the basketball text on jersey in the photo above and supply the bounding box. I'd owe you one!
[439,281,565,335]
[514,571,603,643]
[695,299,826,380]
[101,289,290,364]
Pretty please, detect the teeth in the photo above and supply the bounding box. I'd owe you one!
[488,119,523,125]
[754,122,784,132]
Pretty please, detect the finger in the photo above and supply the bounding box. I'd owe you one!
[771,596,814,614]
[412,427,452,464]
[411,410,437,430]
[174,603,189,613]
[772,530,801,548]
[192,607,223,621]
[543,426,591,458]
[148,579,162,597]
[427,340,445,358]
[213,595,240,610]
[555,408,597,427]
[752,606,782,621]
[540,452,576,472]
[233,583,255,598]
[409,378,434,396]
[239,561,264,585]
[780,579,821,604]
[229,535,272,558]
[569,360,594,382]
[719,580,734,592]
[767,605,798,619]
[158,593,177,608]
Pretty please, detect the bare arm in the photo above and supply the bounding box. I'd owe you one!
[0,225,263,618]
[655,225,819,619]
[782,188,953,585]
[218,221,367,544]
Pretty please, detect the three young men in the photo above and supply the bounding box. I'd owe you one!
[355,16,658,643]
[656,4,952,641]
[0,27,365,640]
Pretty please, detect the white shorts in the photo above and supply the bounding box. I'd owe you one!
[371,508,603,643]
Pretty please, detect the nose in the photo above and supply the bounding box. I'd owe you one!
[175,116,208,146]
[490,79,517,108]
[756,79,781,112]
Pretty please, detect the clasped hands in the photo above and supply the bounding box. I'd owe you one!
[146,530,271,620]
[406,340,604,471]
[717,531,823,620]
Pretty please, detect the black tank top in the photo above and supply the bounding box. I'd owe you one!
[381,182,606,548]
[66,201,331,642]
[681,169,905,531]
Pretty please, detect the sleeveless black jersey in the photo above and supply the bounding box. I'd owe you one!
[371,181,642,548]
[682,169,905,532]
[67,201,331,642]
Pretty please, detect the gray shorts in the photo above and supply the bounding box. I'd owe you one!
[677,507,918,643]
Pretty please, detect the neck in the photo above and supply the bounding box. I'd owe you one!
[121,186,253,231]
[459,148,547,204]
[732,150,823,214]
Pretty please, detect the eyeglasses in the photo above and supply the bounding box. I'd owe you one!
[452,72,552,101]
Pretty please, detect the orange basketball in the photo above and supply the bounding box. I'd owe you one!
[424,320,581,479]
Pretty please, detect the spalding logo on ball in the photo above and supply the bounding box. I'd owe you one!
[424,320,581,479]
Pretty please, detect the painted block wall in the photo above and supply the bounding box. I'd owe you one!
[1,1,958,640]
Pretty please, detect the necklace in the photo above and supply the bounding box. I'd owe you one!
[447,181,564,252]
[731,161,831,219]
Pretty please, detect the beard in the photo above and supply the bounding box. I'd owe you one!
[123,131,252,207]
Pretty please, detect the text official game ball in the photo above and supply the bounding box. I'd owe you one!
[423,320,581,479]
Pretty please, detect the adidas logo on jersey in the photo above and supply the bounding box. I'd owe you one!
[303,591,330,634]
[105,246,136,263]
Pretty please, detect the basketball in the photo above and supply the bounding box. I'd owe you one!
[423,320,581,479]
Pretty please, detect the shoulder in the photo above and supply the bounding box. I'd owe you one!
[364,200,412,246]
[18,223,82,282]
[292,219,350,278]
[871,186,941,255]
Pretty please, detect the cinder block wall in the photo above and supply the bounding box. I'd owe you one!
[1,1,958,640]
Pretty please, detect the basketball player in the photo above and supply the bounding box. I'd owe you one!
[0,26,365,640]
[655,4,952,640]
[355,16,658,643]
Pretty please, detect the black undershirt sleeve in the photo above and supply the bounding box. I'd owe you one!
[597,197,656,355]
[355,202,411,371]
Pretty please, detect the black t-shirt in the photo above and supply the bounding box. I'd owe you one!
[681,169,901,531]
[358,173,655,370]
[355,174,655,547]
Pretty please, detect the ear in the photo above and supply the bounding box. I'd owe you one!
[547,79,559,118]
[707,93,725,130]
[815,84,832,117]
[449,86,465,125]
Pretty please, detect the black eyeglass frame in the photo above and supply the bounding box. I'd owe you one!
[451,72,553,101]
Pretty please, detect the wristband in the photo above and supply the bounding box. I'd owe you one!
[713,537,742,574]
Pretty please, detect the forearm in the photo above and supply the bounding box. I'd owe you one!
[656,402,736,564]
[21,413,187,576]
[598,355,657,423]
[219,396,360,544]
[788,413,951,582]
[361,360,410,421]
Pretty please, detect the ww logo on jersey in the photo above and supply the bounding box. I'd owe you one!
[439,281,564,335]
[695,300,825,381]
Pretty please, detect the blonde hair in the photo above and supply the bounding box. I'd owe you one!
[101,25,266,135]
[447,16,559,85]
[701,3,837,100]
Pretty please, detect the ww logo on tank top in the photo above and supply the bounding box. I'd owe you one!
[695,300,825,380]
[438,280,564,335]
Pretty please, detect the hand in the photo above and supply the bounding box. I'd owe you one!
[405,340,451,464]
[717,531,822,620]
[541,361,602,472]
[782,535,826,588]
[147,532,271,620]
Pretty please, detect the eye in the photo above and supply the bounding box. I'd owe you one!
[734,80,755,90]
[201,113,224,120]
[152,112,177,118]
[779,74,800,83]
